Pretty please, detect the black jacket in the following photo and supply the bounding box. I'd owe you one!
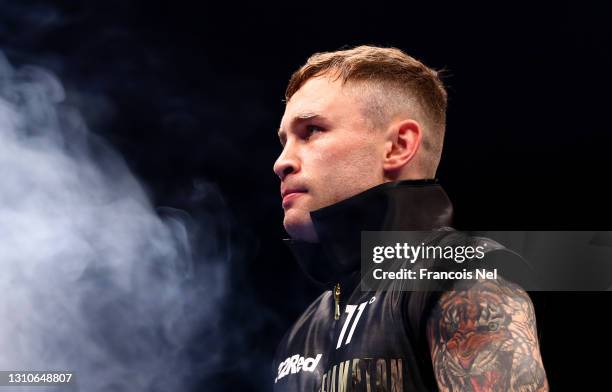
[272,180,532,392]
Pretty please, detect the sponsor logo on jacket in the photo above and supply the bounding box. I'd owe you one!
[275,353,323,383]
[319,358,405,392]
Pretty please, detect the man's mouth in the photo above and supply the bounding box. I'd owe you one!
[281,189,307,208]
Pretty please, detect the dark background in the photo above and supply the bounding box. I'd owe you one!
[2,1,610,390]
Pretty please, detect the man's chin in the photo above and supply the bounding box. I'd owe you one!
[283,210,319,242]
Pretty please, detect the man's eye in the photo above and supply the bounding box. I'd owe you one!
[305,125,323,135]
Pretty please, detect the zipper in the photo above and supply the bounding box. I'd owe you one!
[334,282,341,320]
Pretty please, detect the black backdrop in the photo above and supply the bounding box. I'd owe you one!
[2,1,611,390]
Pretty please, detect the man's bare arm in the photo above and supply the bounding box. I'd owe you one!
[426,277,548,391]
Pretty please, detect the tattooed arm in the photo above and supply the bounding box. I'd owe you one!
[426,278,548,392]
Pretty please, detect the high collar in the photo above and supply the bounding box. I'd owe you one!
[284,179,454,287]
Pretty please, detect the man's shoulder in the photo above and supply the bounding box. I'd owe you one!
[401,229,537,334]
[273,290,332,360]
[433,227,506,250]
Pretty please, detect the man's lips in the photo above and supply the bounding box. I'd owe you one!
[281,189,307,207]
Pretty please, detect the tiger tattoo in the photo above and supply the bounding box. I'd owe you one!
[427,278,548,392]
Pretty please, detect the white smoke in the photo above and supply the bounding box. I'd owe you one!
[0,52,227,391]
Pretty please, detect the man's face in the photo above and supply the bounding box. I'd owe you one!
[274,75,387,242]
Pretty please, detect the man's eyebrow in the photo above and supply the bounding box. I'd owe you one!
[277,112,323,140]
[295,112,320,121]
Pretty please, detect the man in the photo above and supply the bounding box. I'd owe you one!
[272,45,548,391]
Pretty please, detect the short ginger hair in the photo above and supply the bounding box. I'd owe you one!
[285,45,448,176]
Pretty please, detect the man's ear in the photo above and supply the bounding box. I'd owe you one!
[383,119,422,174]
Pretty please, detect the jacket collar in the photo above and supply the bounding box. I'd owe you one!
[284,179,454,286]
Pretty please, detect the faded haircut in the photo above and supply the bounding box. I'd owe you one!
[285,45,448,176]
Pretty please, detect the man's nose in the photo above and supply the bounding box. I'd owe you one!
[273,147,299,181]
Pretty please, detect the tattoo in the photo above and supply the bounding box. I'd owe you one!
[427,278,548,392]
